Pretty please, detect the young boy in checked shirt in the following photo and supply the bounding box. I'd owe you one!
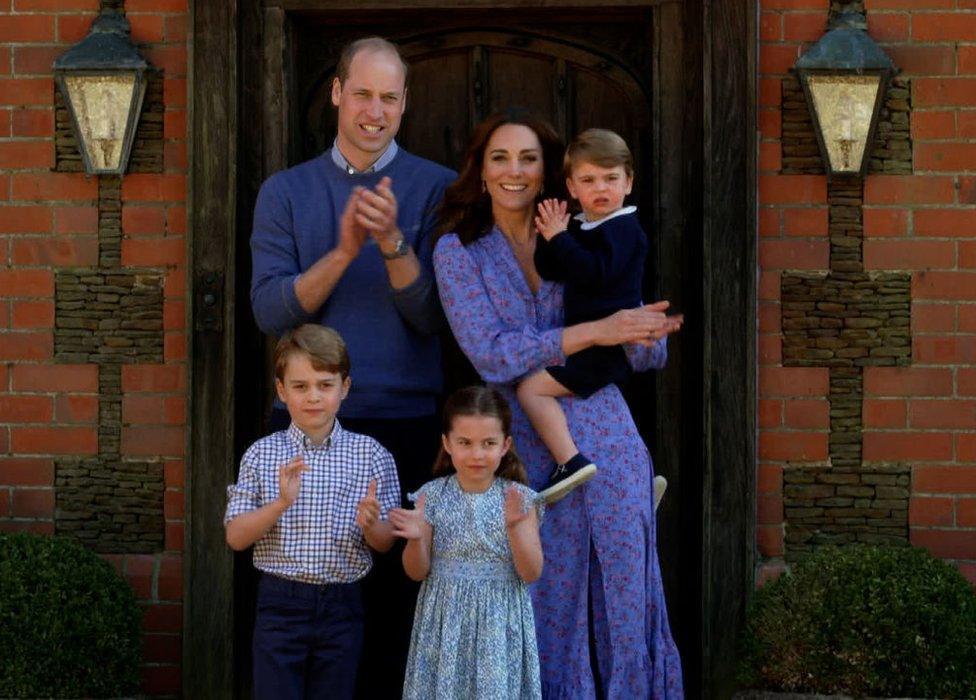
[224,324,399,699]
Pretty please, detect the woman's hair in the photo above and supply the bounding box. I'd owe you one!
[273,324,350,381]
[432,386,528,485]
[436,108,565,246]
[565,128,633,178]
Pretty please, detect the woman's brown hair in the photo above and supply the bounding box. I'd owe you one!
[432,385,528,485]
[436,108,565,246]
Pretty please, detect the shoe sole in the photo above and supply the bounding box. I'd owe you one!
[653,475,667,512]
[538,464,598,505]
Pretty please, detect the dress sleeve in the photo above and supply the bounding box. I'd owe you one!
[512,481,546,523]
[407,477,446,526]
[433,234,565,384]
[625,334,668,372]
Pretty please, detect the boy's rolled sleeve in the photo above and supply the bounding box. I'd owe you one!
[224,451,262,525]
[372,444,401,517]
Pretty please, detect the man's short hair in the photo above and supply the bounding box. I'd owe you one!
[335,36,409,86]
[564,128,634,178]
[274,325,350,380]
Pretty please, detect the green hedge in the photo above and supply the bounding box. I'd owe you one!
[0,533,142,698]
[738,544,976,698]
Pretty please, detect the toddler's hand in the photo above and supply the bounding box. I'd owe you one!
[278,455,307,507]
[356,479,381,531]
[389,494,427,540]
[504,486,531,529]
[535,198,570,241]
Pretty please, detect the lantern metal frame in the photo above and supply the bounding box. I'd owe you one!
[53,9,149,176]
[793,10,897,179]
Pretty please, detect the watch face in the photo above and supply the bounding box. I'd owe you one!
[382,237,409,259]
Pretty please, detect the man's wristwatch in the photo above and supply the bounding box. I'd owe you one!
[380,236,410,260]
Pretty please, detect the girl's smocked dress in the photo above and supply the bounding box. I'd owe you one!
[402,475,542,700]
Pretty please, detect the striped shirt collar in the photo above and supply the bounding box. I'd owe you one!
[330,138,399,175]
[287,419,345,452]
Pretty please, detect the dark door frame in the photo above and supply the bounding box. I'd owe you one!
[187,1,756,697]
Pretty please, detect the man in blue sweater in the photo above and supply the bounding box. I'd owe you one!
[249,36,455,699]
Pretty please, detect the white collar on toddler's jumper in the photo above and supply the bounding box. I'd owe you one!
[574,205,638,231]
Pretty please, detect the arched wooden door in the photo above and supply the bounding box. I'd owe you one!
[301,30,652,176]
[299,28,658,399]
[197,3,757,698]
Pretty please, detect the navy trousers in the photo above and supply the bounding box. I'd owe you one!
[267,409,440,699]
[252,573,363,700]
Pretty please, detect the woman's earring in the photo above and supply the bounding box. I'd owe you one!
[540,184,545,196]
[481,180,486,193]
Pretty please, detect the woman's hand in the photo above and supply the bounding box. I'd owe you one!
[389,494,428,540]
[594,301,683,347]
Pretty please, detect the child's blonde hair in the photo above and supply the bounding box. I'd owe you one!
[564,128,633,178]
[273,324,350,381]
[432,386,528,485]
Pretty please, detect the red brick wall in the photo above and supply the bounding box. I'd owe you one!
[0,1,187,696]
[759,0,976,585]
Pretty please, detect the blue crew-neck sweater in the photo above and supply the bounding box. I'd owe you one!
[250,148,456,419]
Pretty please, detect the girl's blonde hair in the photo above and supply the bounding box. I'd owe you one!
[432,386,528,485]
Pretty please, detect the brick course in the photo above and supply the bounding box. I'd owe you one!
[760,0,976,585]
[0,2,186,694]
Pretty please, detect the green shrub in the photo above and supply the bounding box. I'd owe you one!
[738,544,976,699]
[0,533,142,698]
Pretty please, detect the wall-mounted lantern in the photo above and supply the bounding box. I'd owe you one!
[53,10,149,176]
[793,10,896,179]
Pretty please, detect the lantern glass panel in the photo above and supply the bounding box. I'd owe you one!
[64,72,137,172]
[805,73,881,174]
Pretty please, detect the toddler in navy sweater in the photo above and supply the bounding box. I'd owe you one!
[520,129,681,504]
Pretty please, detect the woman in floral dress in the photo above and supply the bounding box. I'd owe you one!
[432,110,684,699]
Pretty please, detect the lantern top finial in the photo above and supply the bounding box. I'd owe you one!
[53,9,147,73]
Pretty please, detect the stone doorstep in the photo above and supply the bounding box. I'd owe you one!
[735,692,930,700]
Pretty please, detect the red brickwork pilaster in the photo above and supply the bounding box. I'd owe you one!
[0,1,187,696]
[759,0,976,586]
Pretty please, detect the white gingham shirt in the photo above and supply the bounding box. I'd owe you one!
[224,421,400,584]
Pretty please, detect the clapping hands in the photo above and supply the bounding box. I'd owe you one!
[389,494,428,540]
[339,177,401,260]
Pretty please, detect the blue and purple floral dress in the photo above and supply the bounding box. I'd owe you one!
[433,229,684,699]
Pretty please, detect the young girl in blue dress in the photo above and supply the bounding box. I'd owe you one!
[389,386,544,699]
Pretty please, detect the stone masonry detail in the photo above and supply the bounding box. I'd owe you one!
[54,176,165,553]
[780,179,912,560]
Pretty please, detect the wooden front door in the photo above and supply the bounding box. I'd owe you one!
[189,2,755,698]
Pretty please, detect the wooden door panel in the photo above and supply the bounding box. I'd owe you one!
[485,49,558,122]
[398,49,472,168]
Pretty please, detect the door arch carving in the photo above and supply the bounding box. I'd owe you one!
[301,30,652,174]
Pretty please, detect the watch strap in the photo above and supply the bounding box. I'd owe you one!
[380,237,410,260]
